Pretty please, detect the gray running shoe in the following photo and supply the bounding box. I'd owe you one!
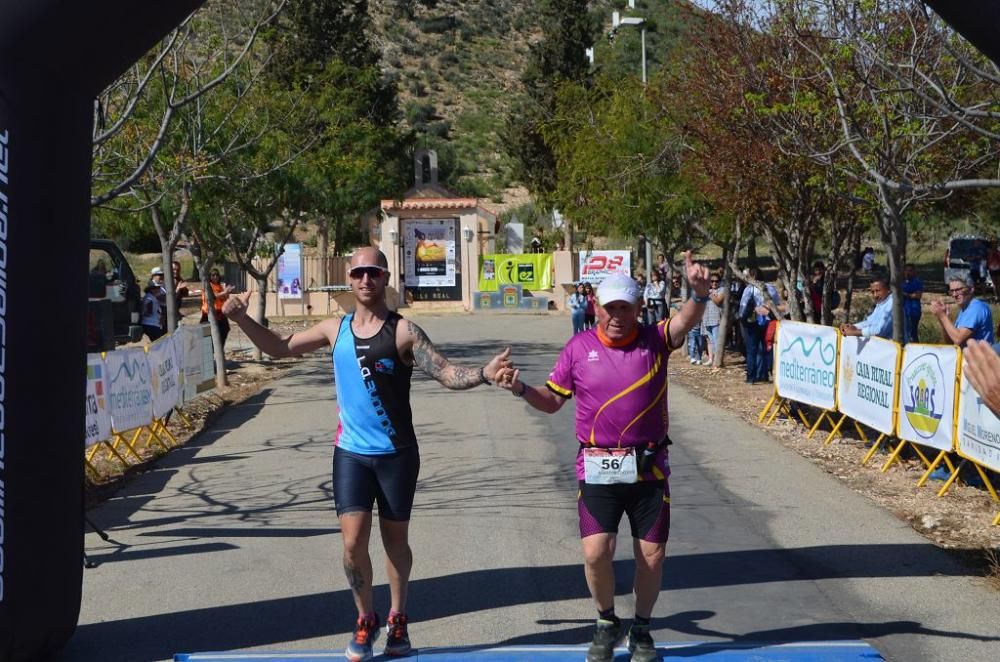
[384,613,412,657]
[345,614,379,662]
[586,617,622,662]
[627,623,658,662]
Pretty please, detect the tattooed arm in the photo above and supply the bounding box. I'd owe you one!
[399,320,512,390]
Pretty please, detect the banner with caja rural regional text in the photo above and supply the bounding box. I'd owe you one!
[105,346,154,432]
[956,357,1000,473]
[478,253,552,291]
[896,344,959,452]
[836,336,900,435]
[85,353,112,447]
[147,336,180,419]
[774,321,839,411]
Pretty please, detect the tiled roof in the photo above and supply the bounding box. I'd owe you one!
[380,197,478,210]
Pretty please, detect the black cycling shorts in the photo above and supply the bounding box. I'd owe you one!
[332,445,420,521]
[578,479,671,543]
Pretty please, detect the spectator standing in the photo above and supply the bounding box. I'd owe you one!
[968,240,986,291]
[201,268,234,350]
[568,283,587,335]
[172,260,189,326]
[840,277,894,340]
[141,280,166,341]
[583,282,597,330]
[901,263,923,344]
[861,247,875,274]
[986,240,1000,299]
[635,275,648,324]
[702,275,725,365]
[644,270,667,325]
[930,277,995,347]
[686,290,704,365]
[738,268,777,383]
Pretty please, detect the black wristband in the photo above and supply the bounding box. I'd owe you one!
[693,294,710,304]
[479,366,491,385]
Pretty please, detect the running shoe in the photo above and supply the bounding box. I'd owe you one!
[586,617,622,662]
[345,614,379,662]
[627,622,658,662]
[384,612,412,656]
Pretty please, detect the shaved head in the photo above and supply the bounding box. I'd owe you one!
[352,246,388,268]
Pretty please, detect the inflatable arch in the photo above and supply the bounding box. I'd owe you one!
[0,3,204,659]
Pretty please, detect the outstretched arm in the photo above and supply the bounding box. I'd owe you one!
[223,291,333,358]
[667,251,711,349]
[400,320,512,389]
[494,367,566,414]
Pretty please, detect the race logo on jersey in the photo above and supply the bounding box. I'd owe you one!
[375,358,395,375]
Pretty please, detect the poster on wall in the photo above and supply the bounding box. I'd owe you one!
[774,321,839,411]
[578,250,631,284]
[404,219,456,287]
[277,243,302,298]
[896,343,959,452]
[478,254,553,291]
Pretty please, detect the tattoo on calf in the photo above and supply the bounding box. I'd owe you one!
[407,321,480,389]
[344,561,365,592]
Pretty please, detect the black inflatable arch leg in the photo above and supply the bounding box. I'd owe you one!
[0,3,203,659]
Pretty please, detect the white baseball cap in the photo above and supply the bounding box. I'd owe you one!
[151,267,164,276]
[598,272,641,305]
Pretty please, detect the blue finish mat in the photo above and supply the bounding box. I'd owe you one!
[176,641,882,661]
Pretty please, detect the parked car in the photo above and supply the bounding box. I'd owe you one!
[944,234,994,288]
[88,238,143,351]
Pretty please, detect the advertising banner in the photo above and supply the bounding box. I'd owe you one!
[836,336,900,435]
[896,344,959,452]
[105,346,153,432]
[478,253,553,291]
[404,219,456,287]
[85,353,112,447]
[774,321,839,410]
[277,243,302,298]
[956,357,1000,473]
[147,336,180,419]
[578,250,631,284]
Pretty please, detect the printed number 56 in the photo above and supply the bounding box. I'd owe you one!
[601,458,622,470]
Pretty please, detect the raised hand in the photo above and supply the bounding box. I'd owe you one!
[483,347,513,383]
[684,250,711,296]
[222,291,252,320]
[494,366,521,393]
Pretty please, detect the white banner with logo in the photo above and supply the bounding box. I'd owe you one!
[774,321,839,410]
[85,353,112,447]
[897,344,959,452]
[172,330,189,405]
[836,336,900,435]
[956,357,1000,473]
[147,336,180,419]
[578,250,631,284]
[105,347,153,432]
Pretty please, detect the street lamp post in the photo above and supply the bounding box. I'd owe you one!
[611,10,646,85]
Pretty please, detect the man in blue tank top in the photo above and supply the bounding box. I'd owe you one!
[224,246,512,661]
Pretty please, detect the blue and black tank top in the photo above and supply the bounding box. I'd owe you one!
[333,312,417,454]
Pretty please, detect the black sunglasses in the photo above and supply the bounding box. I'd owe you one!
[350,266,387,279]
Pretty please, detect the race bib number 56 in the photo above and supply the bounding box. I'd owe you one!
[583,447,637,485]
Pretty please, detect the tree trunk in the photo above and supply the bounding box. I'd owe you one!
[746,236,758,270]
[317,216,330,287]
[877,186,907,344]
[253,274,269,361]
[714,241,735,367]
[843,222,863,322]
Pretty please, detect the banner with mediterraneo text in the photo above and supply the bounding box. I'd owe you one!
[147,335,180,419]
[105,346,154,433]
[836,336,900,435]
[956,354,1000,473]
[478,253,552,292]
[896,344,958,452]
[774,321,839,411]
[85,353,111,447]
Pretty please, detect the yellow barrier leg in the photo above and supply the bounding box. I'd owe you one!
[974,464,999,503]
[153,418,178,446]
[765,398,784,426]
[102,440,130,471]
[861,433,886,466]
[175,408,195,430]
[936,459,964,497]
[112,429,144,463]
[144,426,170,453]
[910,444,932,470]
[758,392,778,424]
[993,512,1000,526]
[880,439,908,473]
[824,414,848,445]
[917,451,946,487]
[84,459,102,482]
[807,411,828,439]
[853,421,869,444]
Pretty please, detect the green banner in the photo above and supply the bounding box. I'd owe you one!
[479,254,552,291]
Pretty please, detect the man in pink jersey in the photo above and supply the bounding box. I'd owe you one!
[496,251,710,662]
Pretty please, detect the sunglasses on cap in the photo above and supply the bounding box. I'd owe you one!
[349,265,388,279]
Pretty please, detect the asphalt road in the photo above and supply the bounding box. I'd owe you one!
[61,314,1000,662]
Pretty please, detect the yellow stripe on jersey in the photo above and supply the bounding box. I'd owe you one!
[618,374,668,443]
[547,380,573,397]
[588,353,663,446]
